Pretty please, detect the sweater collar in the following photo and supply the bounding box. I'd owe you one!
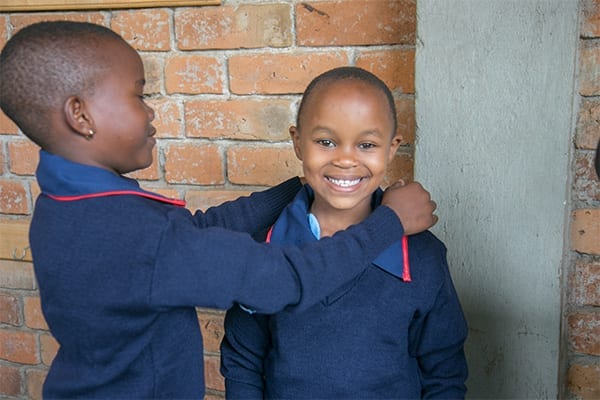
[35,150,185,206]
[268,185,408,280]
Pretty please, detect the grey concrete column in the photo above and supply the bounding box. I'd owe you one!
[414,1,579,397]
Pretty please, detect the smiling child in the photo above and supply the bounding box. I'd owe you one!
[221,67,468,399]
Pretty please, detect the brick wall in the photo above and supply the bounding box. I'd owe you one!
[566,1,600,398]
[0,1,416,398]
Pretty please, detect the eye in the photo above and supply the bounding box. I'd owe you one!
[358,142,377,150]
[316,139,336,148]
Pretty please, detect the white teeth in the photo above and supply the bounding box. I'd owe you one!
[327,177,361,187]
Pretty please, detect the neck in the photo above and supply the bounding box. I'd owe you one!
[310,200,371,238]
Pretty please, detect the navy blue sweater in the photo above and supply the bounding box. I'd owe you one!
[221,187,468,399]
[31,151,406,399]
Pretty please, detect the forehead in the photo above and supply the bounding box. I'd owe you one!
[309,79,388,109]
[100,38,143,75]
[303,79,392,118]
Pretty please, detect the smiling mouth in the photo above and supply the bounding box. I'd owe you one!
[326,177,362,188]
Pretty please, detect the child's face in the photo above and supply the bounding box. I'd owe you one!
[291,80,401,217]
[83,39,156,175]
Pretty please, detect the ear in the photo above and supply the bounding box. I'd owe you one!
[388,133,402,163]
[64,96,95,139]
[289,126,303,161]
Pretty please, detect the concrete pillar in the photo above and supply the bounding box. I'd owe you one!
[414,1,579,397]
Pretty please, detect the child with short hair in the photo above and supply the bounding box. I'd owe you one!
[221,67,468,398]
[0,22,438,398]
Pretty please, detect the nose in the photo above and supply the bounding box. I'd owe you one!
[332,145,358,168]
[145,102,155,122]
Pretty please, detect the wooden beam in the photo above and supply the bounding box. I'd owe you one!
[0,0,219,12]
[0,220,32,262]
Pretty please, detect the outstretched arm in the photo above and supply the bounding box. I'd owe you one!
[151,180,438,313]
[198,177,302,236]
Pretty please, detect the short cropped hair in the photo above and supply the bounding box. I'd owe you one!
[0,21,123,146]
[296,67,398,135]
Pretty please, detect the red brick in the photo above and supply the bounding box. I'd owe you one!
[383,152,414,187]
[26,368,46,400]
[0,260,35,290]
[111,9,171,51]
[176,5,292,50]
[204,354,224,392]
[40,333,59,366]
[579,42,600,96]
[582,0,600,38]
[24,296,48,330]
[568,363,600,398]
[0,329,38,364]
[9,13,106,34]
[197,309,225,353]
[149,98,183,138]
[571,209,600,255]
[0,15,7,50]
[356,49,415,94]
[229,53,347,95]
[8,140,39,176]
[184,99,293,140]
[396,97,415,145]
[141,54,164,95]
[0,294,21,326]
[165,55,224,94]
[296,0,415,46]
[568,311,600,355]
[569,260,600,306]
[142,187,181,201]
[0,179,30,214]
[0,364,22,397]
[164,143,224,185]
[576,99,600,149]
[227,145,302,186]
[185,190,251,212]
[0,110,19,135]
[573,150,600,201]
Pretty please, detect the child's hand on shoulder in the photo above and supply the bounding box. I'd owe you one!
[382,180,438,235]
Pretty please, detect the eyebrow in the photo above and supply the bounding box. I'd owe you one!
[310,126,386,138]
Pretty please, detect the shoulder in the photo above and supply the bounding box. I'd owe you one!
[406,230,450,280]
[408,230,447,258]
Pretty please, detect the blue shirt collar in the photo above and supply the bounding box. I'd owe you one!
[36,150,184,206]
[269,185,408,280]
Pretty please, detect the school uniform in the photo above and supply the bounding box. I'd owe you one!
[31,150,407,399]
[221,186,468,399]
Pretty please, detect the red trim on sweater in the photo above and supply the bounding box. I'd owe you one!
[401,235,411,282]
[45,190,186,207]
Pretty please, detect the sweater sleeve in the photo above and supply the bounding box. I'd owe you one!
[220,306,270,399]
[151,205,404,314]
[197,177,302,237]
[410,250,468,398]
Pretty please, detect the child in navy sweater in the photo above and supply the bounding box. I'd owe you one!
[221,67,468,398]
[0,22,438,398]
